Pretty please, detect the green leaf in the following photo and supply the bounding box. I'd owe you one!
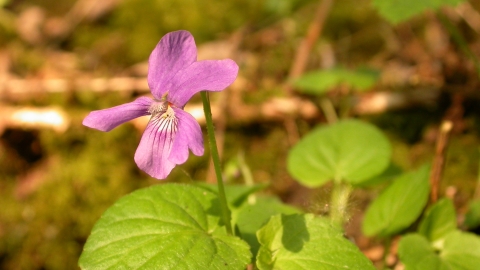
[398,234,447,270]
[418,198,457,247]
[356,162,403,188]
[399,231,480,270]
[362,165,430,237]
[441,231,480,269]
[234,196,301,259]
[292,67,379,94]
[256,213,375,270]
[372,0,465,24]
[287,119,391,187]
[196,183,268,208]
[464,199,480,229]
[79,184,251,270]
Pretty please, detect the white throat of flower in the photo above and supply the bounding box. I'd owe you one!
[148,97,178,133]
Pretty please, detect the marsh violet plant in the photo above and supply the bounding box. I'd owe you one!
[83,30,238,179]
[82,29,471,270]
[80,31,378,270]
[75,2,480,268]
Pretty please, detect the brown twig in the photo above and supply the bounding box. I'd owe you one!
[0,105,70,134]
[429,92,464,203]
[455,2,480,34]
[287,0,334,86]
[283,0,334,144]
[429,120,453,203]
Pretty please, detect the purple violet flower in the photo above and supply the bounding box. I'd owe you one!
[83,30,238,179]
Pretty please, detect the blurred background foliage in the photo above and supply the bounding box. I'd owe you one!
[1,0,480,269]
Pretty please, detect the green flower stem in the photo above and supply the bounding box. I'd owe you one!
[201,91,233,235]
[330,180,352,229]
[319,97,338,123]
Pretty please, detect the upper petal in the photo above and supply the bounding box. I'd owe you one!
[134,113,178,179]
[148,30,197,99]
[168,108,204,164]
[168,59,239,107]
[83,97,152,132]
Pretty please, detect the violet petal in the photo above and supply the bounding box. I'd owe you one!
[148,30,197,99]
[168,59,239,107]
[82,97,152,132]
[134,113,178,179]
[168,108,204,164]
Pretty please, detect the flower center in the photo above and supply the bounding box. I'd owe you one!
[148,100,178,132]
[148,100,168,116]
[161,105,175,120]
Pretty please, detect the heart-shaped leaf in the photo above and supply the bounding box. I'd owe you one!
[196,183,268,208]
[362,165,430,237]
[373,0,464,24]
[234,196,301,259]
[418,198,457,246]
[256,214,375,270]
[398,234,446,270]
[355,162,403,188]
[441,231,480,269]
[79,184,251,269]
[288,119,391,187]
[464,199,480,229]
[293,67,379,94]
[399,231,480,270]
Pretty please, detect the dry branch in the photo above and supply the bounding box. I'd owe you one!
[0,77,149,99]
[287,0,333,83]
[429,121,453,203]
[0,105,70,134]
[1,74,446,134]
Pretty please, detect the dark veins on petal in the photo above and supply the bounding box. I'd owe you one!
[148,113,179,153]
